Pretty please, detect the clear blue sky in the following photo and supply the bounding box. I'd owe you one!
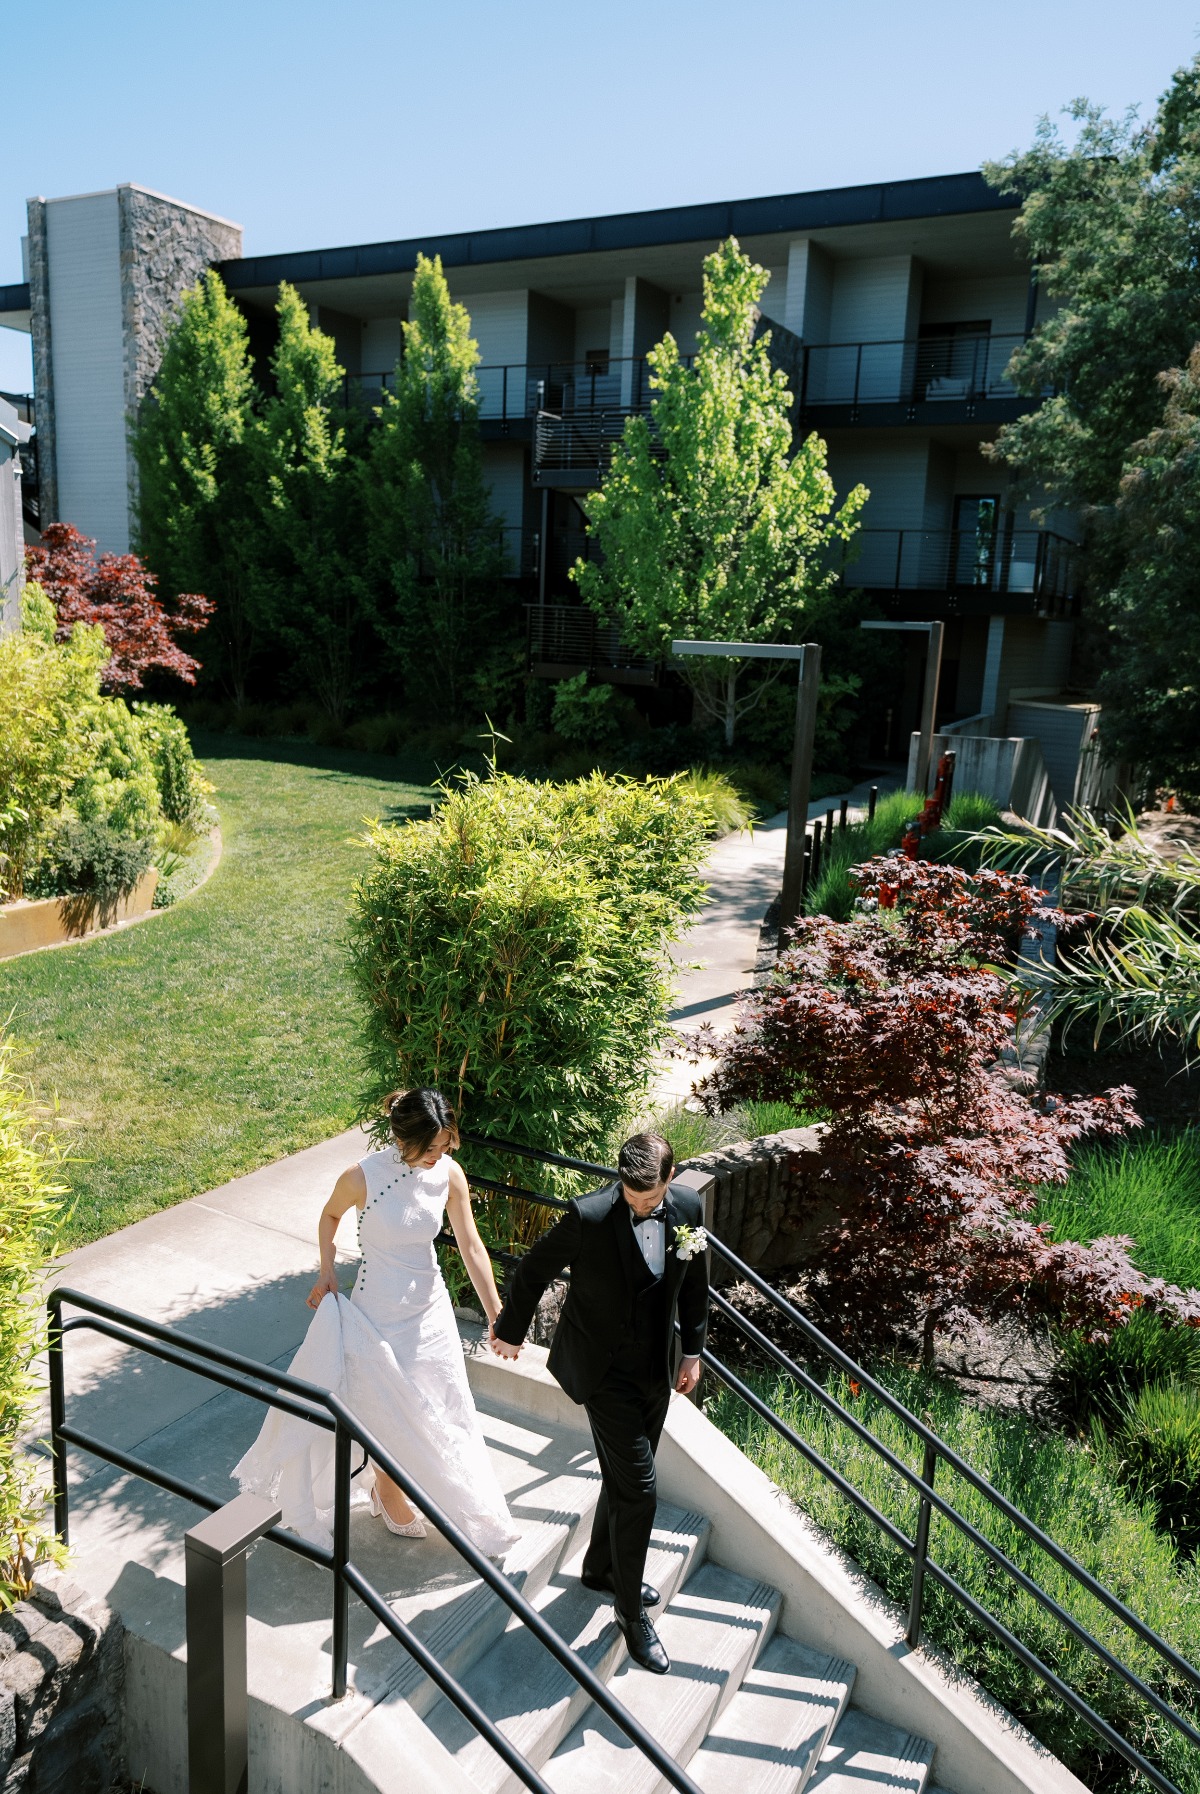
[2,0,1195,391]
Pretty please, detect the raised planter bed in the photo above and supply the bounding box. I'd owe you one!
[0,868,159,961]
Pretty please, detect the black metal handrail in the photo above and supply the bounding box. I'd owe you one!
[46,1285,705,1794]
[456,1130,1200,1794]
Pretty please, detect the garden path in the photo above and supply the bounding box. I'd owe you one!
[653,774,901,1106]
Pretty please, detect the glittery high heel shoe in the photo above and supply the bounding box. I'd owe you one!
[370,1483,427,1537]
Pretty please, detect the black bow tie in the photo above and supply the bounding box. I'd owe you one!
[636,1205,666,1223]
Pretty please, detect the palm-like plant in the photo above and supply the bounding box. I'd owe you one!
[974,806,1200,1055]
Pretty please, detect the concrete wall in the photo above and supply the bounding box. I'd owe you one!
[1007,700,1102,816]
[908,728,1057,826]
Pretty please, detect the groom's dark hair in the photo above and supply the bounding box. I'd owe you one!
[618,1131,674,1191]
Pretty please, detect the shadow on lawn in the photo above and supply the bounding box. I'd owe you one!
[189,729,441,792]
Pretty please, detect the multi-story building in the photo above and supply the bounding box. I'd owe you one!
[1,172,1091,803]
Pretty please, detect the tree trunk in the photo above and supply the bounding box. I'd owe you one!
[724,666,738,748]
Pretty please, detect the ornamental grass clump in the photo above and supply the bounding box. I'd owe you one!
[0,1032,67,1605]
[349,766,712,1205]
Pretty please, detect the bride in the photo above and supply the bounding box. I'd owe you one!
[233,1088,520,1558]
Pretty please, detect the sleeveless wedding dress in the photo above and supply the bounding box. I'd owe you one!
[233,1146,520,1558]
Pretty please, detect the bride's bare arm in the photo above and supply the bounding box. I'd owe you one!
[307,1165,368,1308]
[445,1162,504,1327]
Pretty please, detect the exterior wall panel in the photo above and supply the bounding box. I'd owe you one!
[361,317,402,373]
[467,290,529,417]
[46,193,127,551]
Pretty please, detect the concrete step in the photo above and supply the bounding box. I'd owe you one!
[542,1561,781,1794]
[687,1634,856,1794]
[806,1709,936,1794]
[426,1504,710,1794]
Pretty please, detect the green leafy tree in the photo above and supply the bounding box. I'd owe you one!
[574,238,867,747]
[132,271,263,706]
[257,284,360,723]
[984,55,1200,790]
[364,254,509,712]
[0,1029,68,1605]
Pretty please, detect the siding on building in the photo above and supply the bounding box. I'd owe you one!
[920,274,1027,337]
[466,290,529,368]
[0,400,23,633]
[361,317,402,373]
[573,305,612,364]
[1007,699,1100,814]
[482,442,526,534]
[45,193,128,551]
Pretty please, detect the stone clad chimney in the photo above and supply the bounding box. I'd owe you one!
[26,185,242,554]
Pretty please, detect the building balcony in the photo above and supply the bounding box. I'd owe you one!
[526,603,657,685]
[797,331,1031,422]
[841,527,1079,618]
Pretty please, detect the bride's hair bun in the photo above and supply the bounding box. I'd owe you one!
[384,1087,460,1159]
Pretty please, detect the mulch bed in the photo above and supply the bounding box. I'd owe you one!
[1047,1037,1199,1134]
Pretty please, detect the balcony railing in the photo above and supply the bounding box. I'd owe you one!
[841,528,1079,605]
[336,358,664,423]
[338,333,1029,429]
[526,603,655,679]
[799,332,1027,411]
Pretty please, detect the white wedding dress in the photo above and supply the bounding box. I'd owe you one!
[233,1146,521,1558]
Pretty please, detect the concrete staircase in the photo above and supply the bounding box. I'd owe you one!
[49,1135,1081,1794]
[417,1490,935,1794]
[60,1359,939,1793]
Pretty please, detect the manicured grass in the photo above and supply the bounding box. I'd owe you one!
[706,1363,1200,1794]
[0,736,434,1246]
[1036,1131,1200,1292]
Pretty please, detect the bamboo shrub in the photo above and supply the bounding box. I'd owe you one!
[348,767,712,1212]
[0,1032,68,1605]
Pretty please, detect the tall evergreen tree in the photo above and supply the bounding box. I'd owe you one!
[364,254,508,712]
[257,284,360,722]
[574,238,866,747]
[132,270,262,706]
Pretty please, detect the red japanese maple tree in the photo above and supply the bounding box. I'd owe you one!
[689,857,1200,1362]
[26,523,214,692]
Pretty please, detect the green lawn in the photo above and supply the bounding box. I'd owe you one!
[0,735,434,1246]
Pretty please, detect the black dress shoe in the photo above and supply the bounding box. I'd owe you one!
[580,1567,661,1608]
[615,1606,670,1675]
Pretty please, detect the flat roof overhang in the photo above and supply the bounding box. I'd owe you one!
[0,282,31,332]
[219,171,1023,317]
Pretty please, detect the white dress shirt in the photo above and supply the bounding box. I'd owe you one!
[630,1206,666,1278]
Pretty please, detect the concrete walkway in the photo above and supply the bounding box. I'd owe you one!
[654,774,900,1105]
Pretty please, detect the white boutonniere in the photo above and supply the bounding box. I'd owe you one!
[673,1223,708,1261]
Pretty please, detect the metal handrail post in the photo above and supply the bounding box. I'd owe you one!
[47,1293,69,1546]
[185,1492,280,1794]
[332,1420,351,1699]
[907,1436,938,1646]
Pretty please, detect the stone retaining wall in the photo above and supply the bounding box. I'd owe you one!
[680,1125,832,1278]
[1,1567,125,1793]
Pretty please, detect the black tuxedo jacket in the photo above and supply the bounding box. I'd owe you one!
[493,1180,709,1405]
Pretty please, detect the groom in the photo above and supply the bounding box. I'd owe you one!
[489,1131,709,1675]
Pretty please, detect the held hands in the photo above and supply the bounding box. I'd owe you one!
[675,1356,701,1397]
[488,1319,521,1359]
[306,1270,340,1310]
